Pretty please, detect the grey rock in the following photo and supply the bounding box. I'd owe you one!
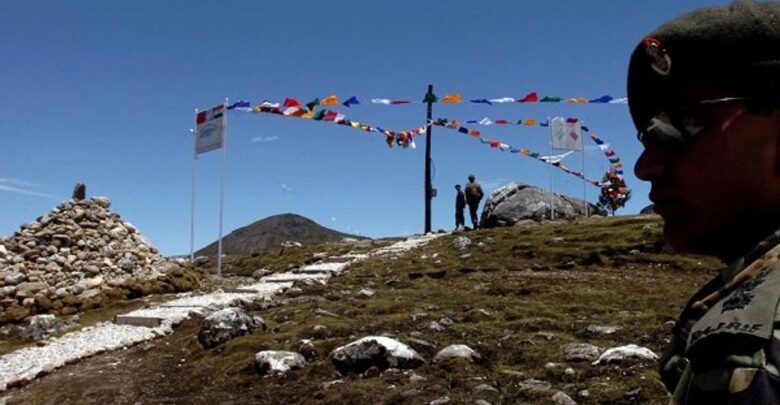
[92,196,111,208]
[330,336,425,374]
[552,391,577,405]
[4,272,25,285]
[254,350,306,375]
[517,378,552,393]
[586,325,622,335]
[45,261,61,272]
[592,344,658,365]
[407,337,436,350]
[577,390,590,399]
[429,396,451,405]
[252,268,272,279]
[474,384,498,393]
[198,307,265,349]
[474,401,492,405]
[452,236,472,250]
[428,321,444,332]
[433,344,481,363]
[564,343,602,362]
[0,244,7,258]
[20,314,71,340]
[15,282,47,298]
[356,288,375,298]
[480,182,606,227]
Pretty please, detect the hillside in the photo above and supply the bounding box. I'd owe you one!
[195,213,367,256]
[6,215,723,404]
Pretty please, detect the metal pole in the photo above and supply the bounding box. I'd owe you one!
[424,84,434,234]
[190,122,197,263]
[216,100,227,277]
[582,147,588,217]
[548,116,555,220]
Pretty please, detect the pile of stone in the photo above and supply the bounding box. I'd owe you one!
[0,196,191,324]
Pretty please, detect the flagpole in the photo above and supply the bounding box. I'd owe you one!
[217,99,227,277]
[548,116,555,220]
[582,146,588,217]
[190,121,197,263]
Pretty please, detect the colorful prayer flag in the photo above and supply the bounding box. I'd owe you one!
[441,93,462,104]
[342,96,360,107]
[321,95,339,106]
[518,92,538,103]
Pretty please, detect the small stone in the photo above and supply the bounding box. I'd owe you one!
[356,288,375,298]
[586,325,622,335]
[409,373,427,383]
[452,236,471,250]
[434,344,480,363]
[429,396,451,405]
[564,343,601,362]
[92,196,111,208]
[592,344,658,365]
[428,321,444,332]
[517,379,552,393]
[253,268,271,279]
[551,391,577,405]
[474,401,492,405]
[474,384,498,393]
[577,390,590,399]
[254,350,306,375]
[45,261,61,272]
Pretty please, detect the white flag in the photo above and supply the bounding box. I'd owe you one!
[550,117,583,151]
[195,104,225,155]
[539,150,574,164]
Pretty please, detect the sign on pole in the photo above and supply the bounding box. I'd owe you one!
[550,117,583,151]
[195,104,226,155]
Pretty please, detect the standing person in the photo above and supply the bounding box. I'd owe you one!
[464,174,484,229]
[454,184,466,230]
[628,2,780,403]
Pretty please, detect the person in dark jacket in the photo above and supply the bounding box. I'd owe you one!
[464,174,484,229]
[454,184,466,229]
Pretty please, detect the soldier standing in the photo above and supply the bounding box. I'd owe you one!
[628,2,780,403]
[464,174,484,229]
[454,184,466,229]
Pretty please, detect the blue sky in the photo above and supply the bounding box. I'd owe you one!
[0,0,731,255]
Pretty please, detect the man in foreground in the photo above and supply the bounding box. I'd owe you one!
[628,1,780,403]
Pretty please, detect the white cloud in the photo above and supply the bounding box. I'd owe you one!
[0,184,57,199]
[331,216,337,222]
[280,184,292,192]
[251,136,280,143]
[0,177,40,188]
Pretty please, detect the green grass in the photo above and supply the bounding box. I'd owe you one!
[6,215,721,404]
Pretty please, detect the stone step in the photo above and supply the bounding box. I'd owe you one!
[260,272,331,283]
[114,315,163,328]
[295,262,349,274]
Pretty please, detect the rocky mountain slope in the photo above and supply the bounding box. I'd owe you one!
[195,213,367,257]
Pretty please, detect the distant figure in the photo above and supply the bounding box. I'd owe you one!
[454,184,466,229]
[72,183,86,201]
[464,174,483,229]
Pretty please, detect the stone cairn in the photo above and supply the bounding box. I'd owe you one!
[0,193,186,324]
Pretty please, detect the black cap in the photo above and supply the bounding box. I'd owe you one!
[627,0,780,129]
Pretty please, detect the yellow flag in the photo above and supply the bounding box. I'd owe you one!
[321,95,340,106]
[523,118,537,126]
[441,93,462,104]
[566,97,588,104]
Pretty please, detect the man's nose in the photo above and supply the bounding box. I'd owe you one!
[634,146,671,181]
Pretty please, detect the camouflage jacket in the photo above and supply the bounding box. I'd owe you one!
[660,229,780,404]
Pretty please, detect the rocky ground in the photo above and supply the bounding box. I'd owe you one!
[1,215,719,404]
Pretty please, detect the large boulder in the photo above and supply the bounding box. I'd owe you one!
[330,336,425,374]
[480,182,605,227]
[197,307,265,349]
[254,351,306,375]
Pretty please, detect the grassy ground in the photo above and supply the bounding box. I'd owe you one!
[4,215,720,404]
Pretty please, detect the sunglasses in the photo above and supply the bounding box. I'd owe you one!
[636,96,773,148]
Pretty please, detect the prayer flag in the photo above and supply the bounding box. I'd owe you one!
[470,99,492,105]
[195,104,225,155]
[306,98,320,111]
[283,98,302,107]
[478,117,493,126]
[494,119,509,125]
[518,92,538,102]
[227,100,251,110]
[391,99,411,104]
[371,98,391,104]
[490,97,515,103]
[441,93,462,104]
[541,96,563,102]
[422,92,438,103]
[257,100,280,108]
[589,95,613,103]
[566,97,588,104]
[550,116,583,151]
[342,96,360,107]
[523,118,537,126]
[321,95,339,106]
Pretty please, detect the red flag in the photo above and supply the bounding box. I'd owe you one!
[494,119,509,125]
[489,140,500,148]
[518,92,538,103]
[391,99,410,104]
[323,110,338,121]
[283,98,301,107]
